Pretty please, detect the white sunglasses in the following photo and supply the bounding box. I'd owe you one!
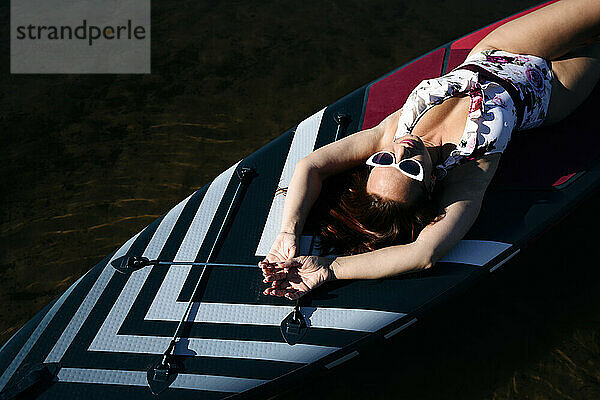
[366,151,424,182]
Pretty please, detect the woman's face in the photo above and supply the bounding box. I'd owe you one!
[366,134,435,203]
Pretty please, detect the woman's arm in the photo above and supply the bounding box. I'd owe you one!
[333,153,501,276]
[263,154,501,299]
[279,116,394,236]
[261,110,401,264]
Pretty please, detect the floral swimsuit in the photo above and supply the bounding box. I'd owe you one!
[394,49,553,179]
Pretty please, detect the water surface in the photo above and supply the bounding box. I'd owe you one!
[2,1,599,398]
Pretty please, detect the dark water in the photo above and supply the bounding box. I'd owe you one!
[2,0,600,398]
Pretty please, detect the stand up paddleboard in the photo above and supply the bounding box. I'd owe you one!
[2,1,599,398]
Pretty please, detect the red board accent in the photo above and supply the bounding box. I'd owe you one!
[446,0,561,70]
[361,48,445,130]
[553,173,577,187]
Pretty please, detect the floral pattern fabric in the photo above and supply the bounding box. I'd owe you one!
[459,49,553,130]
[394,50,552,179]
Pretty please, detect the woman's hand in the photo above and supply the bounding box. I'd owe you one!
[260,256,336,300]
[262,232,299,264]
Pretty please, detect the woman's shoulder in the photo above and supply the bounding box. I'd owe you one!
[442,153,502,194]
[376,108,403,146]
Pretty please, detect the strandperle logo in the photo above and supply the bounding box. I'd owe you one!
[11,0,150,74]
[15,19,146,47]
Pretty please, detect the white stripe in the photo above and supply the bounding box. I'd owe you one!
[143,193,198,261]
[172,371,265,392]
[88,266,152,353]
[44,234,138,363]
[174,162,240,263]
[0,272,86,391]
[439,240,511,266]
[146,299,404,332]
[57,368,147,387]
[45,192,195,364]
[255,109,326,256]
[89,335,336,364]
[0,326,23,355]
[57,368,266,393]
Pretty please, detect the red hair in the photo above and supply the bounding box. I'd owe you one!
[315,167,443,255]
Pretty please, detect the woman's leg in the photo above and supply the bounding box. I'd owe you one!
[470,0,600,61]
[468,0,600,124]
[544,39,600,124]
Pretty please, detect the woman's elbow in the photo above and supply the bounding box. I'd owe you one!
[296,156,312,170]
[414,243,436,271]
[297,156,322,174]
[419,258,435,271]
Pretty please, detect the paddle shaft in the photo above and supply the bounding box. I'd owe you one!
[153,261,258,268]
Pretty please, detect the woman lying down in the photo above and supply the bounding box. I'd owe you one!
[260,0,600,300]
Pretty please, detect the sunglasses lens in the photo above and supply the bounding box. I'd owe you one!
[399,159,421,176]
[371,152,394,165]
